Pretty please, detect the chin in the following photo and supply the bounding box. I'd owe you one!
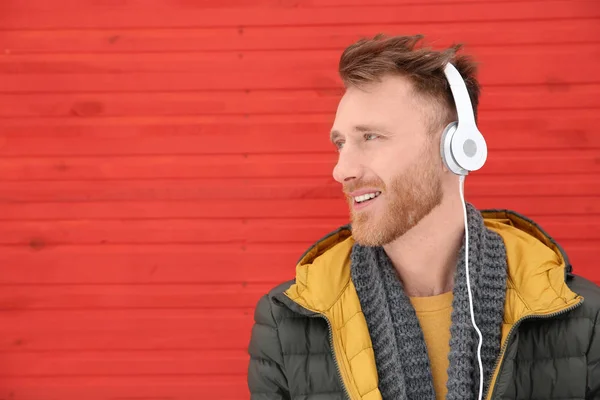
[350,217,399,247]
[349,205,436,247]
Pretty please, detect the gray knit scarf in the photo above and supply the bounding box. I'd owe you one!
[350,204,507,400]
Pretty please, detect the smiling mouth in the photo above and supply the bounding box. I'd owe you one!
[350,191,382,211]
[353,191,381,204]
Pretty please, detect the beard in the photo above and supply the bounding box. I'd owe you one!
[345,142,443,247]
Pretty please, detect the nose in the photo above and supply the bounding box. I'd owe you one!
[332,147,361,184]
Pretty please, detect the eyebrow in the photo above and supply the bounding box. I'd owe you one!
[330,124,391,143]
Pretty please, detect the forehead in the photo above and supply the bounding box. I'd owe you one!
[332,75,427,134]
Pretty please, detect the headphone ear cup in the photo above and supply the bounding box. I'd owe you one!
[451,125,488,173]
[440,122,468,176]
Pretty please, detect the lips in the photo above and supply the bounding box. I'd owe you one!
[347,190,382,211]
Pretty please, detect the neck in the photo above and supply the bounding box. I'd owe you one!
[383,194,465,297]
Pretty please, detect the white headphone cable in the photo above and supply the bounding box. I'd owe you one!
[459,174,484,400]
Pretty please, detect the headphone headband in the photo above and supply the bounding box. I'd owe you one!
[443,63,476,127]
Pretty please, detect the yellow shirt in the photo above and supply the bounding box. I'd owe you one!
[409,291,454,400]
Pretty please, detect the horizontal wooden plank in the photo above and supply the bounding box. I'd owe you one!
[0,1,597,29]
[1,149,599,181]
[0,218,343,245]
[1,175,599,202]
[0,90,342,118]
[2,19,599,54]
[0,214,596,246]
[1,44,599,92]
[0,283,273,310]
[0,309,255,351]
[0,376,247,400]
[0,199,346,220]
[0,120,340,156]
[0,238,596,283]
[0,154,338,180]
[0,349,249,377]
[0,307,253,329]
[2,0,285,9]
[0,243,303,284]
[446,198,600,220]
[1,84,599,119]
[282,0,595,6]
[480,84,600,110]
[1,43,599,75]
[0,50,341,74]
[0,0,531,11]
[1,110,599,156]
[0,70,343,92]
[0,177,341,202]
[0,196,599,221]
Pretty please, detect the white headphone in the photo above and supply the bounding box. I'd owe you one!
[440,62,487,175]
[442,62,487,400]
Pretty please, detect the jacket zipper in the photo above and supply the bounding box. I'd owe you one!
[309,313,352,400]
[483,299,584,400]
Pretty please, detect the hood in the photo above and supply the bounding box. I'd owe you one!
[284,209,582,321]
[480,209,581,324]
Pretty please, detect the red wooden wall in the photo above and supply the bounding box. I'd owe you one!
[0,1,599,399]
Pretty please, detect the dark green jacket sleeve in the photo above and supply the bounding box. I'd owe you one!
[588,309,600,399]
[248,294,290,400]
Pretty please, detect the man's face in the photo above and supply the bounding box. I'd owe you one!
[331,74,444,246]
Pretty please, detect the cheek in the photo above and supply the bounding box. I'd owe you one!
[380,148,438,188]
[369,163,401,191]
[370,149,411,180]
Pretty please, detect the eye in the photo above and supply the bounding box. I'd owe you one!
[364,133,379,141]
[334,140,345,150]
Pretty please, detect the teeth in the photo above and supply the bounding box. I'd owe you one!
[354,192,380,203]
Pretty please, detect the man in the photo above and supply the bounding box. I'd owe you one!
[246,34,600,400]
